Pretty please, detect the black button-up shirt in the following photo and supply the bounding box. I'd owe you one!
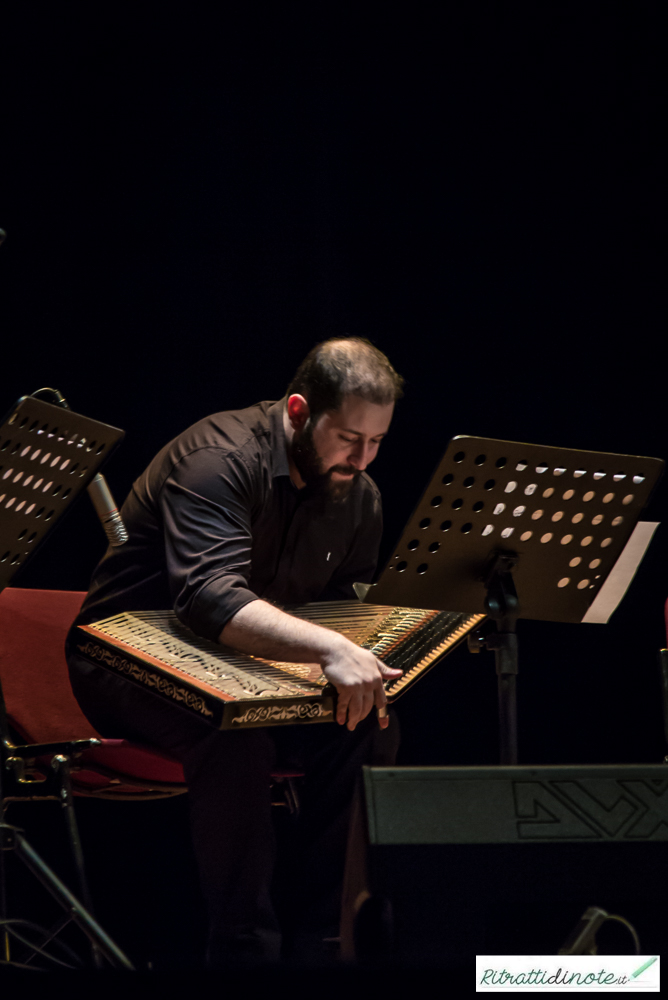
[75,399,383,641]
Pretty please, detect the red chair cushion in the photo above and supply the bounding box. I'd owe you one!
[81,738,185,783]
[0,587,186,787]
[0,587,98,744]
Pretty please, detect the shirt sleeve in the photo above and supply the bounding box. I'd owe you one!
[318,483,384,601]
[158,446,261,641]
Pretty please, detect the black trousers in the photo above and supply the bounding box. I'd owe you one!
[66,644,399,964]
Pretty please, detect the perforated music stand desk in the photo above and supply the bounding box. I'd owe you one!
[0,395,124,590]
[364,435,664,762]
[0,394,132,969]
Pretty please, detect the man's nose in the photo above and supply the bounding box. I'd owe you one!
[348,441,370,470]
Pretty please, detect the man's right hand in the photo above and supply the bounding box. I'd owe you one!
[321,637,403,731]
[220,600,402,730]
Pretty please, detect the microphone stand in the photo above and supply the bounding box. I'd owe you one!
[0,390,133,969]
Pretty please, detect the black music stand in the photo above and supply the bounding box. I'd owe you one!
[0,395,133,970]
[363,435,664,764]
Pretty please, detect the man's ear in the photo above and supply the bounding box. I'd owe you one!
[287,394,310,431]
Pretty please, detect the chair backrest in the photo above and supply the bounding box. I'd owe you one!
[0,587,98,743]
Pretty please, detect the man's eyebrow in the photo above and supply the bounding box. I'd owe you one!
[341,427,387,437]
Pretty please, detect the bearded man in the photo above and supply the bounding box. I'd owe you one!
[66,337,404,965]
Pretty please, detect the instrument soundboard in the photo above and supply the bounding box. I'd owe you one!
[76,602,486,728]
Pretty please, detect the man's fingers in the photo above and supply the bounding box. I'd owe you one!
[360,689,376,725]
[336,690,351,726]
[342,687,379,730]
[374,681,388,711]
[377,660,403,677]
[376,705,389,729]
[331,653,399,729]
[345,690,366,730]
[373,663,393,729]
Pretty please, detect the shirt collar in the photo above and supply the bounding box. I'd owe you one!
[267,397,291,479]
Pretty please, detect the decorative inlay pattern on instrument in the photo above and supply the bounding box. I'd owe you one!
[77,640,214,718]
[230,702,332,725]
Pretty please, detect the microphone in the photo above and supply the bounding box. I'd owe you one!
[87,473,129,547]
[30,387,129,546]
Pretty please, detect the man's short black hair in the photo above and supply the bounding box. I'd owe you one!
[287,338,404,420]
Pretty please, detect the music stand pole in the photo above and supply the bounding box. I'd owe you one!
[483,552,520,765]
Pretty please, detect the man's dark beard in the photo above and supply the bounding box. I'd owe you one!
[290,422,360,502]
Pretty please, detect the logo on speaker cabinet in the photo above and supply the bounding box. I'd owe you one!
[513,778,668,840]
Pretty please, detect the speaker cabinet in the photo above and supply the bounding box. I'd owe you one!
[341,765,668,964]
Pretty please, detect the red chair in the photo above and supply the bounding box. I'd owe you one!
[0,587,304,800]
[0,587,303,967]
[0,588,187,798]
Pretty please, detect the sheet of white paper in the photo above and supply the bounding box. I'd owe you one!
[582,521,659,624]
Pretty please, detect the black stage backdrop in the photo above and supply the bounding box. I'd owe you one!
[0,5,665,969]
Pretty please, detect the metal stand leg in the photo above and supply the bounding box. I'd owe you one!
[11,829,134,968]
[0,675,133,970]
[51,755,104,969]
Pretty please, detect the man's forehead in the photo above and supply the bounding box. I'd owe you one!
[323,395,394,434]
